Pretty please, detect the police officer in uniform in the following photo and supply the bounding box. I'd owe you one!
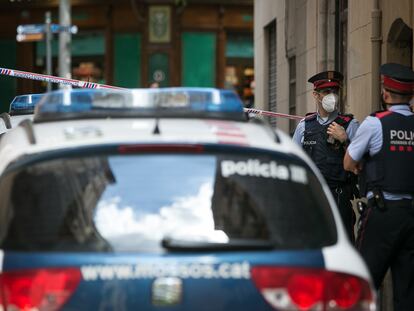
[344,63,414,311]
[293,71,359,242]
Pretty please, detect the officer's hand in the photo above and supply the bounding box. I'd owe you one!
[353,162,363,175]
[327,122,347,143]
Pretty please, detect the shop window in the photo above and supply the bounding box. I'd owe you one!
[35,32,105,91]
[225,33,254,106]
[72,62,103,84]
[224,66,238,90]
[242,68,254,108]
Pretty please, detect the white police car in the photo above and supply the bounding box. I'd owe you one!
[0,88,375,311]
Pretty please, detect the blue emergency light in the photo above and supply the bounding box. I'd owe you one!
[34,88,245,122]
[9,93,44,116]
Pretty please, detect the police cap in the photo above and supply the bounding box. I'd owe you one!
[380,63,414,95]
[308,70,343,91]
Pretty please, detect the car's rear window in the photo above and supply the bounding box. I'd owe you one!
[0,151,337,252]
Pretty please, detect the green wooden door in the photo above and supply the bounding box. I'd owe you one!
[182,32,216,87]
[114,33,141,88]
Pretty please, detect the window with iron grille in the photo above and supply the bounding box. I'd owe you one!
[266,20,277,128]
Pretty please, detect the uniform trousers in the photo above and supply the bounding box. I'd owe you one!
[329,185,356,243]
[356,198,414,311]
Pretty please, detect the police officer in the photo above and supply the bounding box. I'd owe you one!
[344,63,414,311]
[293,70,359,242]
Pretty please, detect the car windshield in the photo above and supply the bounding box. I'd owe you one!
[0,150,336,253]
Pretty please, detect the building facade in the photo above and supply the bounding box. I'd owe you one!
[255,1,413,309]
[255,0,413,135]
[0,0,253,112]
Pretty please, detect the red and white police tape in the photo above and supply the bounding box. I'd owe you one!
[243,108,304,120]
[0,66,305,120]
[0,67,124,90]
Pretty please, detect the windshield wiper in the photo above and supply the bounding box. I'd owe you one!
[161,237,276,252]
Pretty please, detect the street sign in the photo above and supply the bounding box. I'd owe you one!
[16,33,45,42]
[16,17,78,91]
[52,24,78,34]
[17,24,45,35]
[16,24,78,35]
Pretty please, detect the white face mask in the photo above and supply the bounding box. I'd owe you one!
[321,93,338,113]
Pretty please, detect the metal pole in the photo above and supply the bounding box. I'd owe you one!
[45,11,52,92]
[59,0,71,88]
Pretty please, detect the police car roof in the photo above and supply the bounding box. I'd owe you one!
[0,118,310,177]
[0,87,311,177]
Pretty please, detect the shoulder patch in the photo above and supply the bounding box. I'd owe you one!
[369,109,384,116]
[373,110,393,119]
[334,114,353,128]
[304,112,317,121]
[337,113,353,123]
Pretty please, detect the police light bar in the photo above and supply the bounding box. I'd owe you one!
[9,93,44,116]
[34,88,245,123]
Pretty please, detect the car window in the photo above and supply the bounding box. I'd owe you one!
[0,151,336,252]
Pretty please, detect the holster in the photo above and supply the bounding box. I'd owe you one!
[369,189,386,211]
[356,200,367,214]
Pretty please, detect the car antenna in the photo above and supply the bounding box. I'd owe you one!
[153,118,161,135]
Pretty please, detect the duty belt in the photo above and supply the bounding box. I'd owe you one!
[368,197,414,210]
